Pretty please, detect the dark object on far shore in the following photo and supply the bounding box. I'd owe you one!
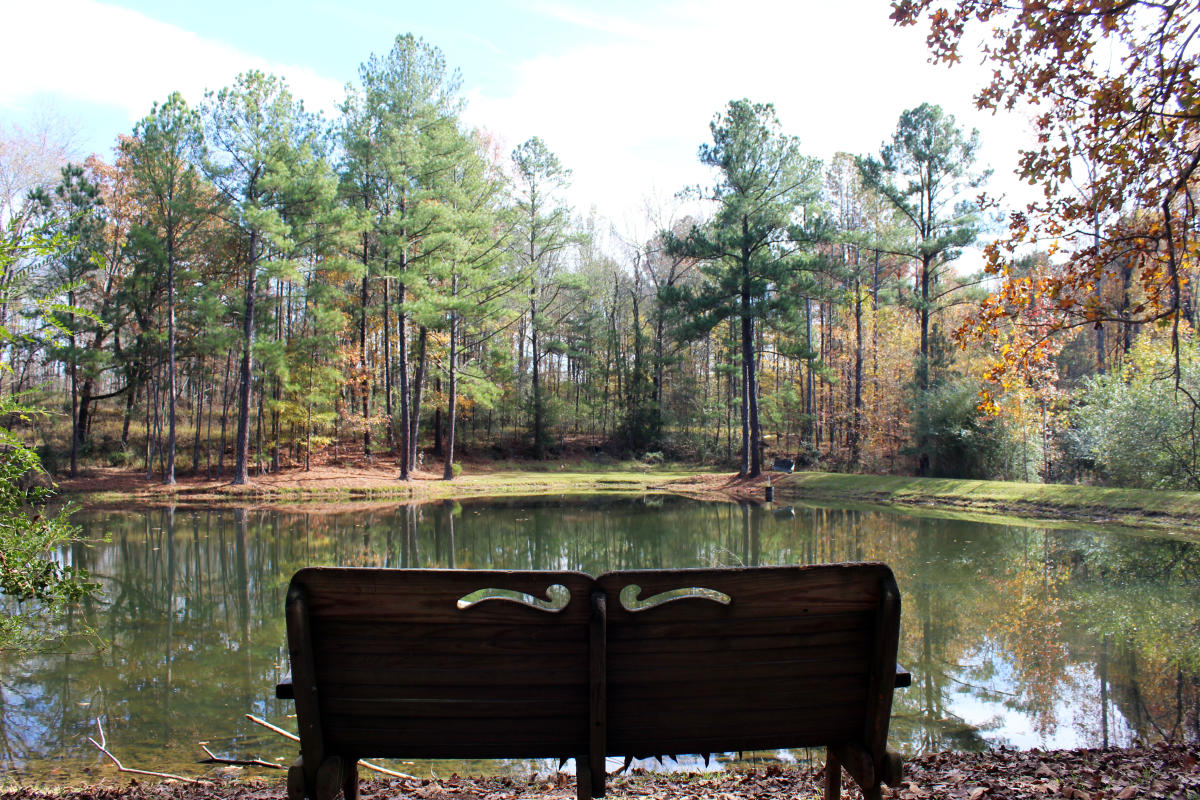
[771,458,794,473]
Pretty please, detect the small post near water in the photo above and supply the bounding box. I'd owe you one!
[765,478,774,502]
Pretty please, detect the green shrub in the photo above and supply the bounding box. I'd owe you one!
[910,376,1035,480]
[1070,332,1200,490]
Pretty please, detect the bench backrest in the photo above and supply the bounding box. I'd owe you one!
[286,567,594,761]
[285,563,899,769]
[597,564,899,761]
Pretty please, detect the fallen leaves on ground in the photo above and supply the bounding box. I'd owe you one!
[3,743,1197,800]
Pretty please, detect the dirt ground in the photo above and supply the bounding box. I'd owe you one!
[54,460,773,509]
[4,744,1197,800]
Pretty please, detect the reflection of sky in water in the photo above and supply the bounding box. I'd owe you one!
[947,656,1133,750]
[1,498,1196,782]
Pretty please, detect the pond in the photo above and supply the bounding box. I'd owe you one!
[2,494,1199,783]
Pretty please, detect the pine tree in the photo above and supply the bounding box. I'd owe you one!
[857,104,985,474]
[122,92,213,484]
[665,99,823,476]
[202,71,336,485]
[341,33,466,477]
[510,137,573,458]
[38,164,106,477]
[423,132,511,479]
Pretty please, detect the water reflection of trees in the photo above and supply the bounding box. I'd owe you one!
[2,498,1197,780]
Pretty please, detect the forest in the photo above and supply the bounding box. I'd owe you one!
[1,0,1198,492]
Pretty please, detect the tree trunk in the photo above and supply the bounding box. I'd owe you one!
[383,276,393,448]
[218,348,233,477]
[919,252,932,390]
[531,280,544,458]
[192,374,204,473]
[397,196,411,479]
[166,236,177,484]
[851,273,864,467]
[443,275,458,480]
[739,231,761,478]
[232,231,258,486]
[409,326,428,470]
[360,270,371,457]
[69,289,78,478]
[397,276,410,479]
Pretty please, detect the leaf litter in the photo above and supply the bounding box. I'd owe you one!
[3,744,1198,800]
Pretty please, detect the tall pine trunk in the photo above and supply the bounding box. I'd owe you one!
[739,233,762,478]
[232,231,258,485]
[166,236,177,484]
[360,266,371,457]
[409,326,428,469]
[443,275,458,480]
[69,289,78,478]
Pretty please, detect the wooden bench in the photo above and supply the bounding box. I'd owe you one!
[277,563,908,800]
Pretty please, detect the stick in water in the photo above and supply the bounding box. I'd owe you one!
[88,719,209,785]
[244,714,416,780]
[198,743,286,769]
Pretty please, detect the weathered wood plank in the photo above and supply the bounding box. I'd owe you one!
[588,588,607,798]
[310,662,588,687]
[324,697,587,719]
[608,726,857,754]
[296,568,595,625]
[318,682,586,702]
[607,674,867,707]
[606,621,873,653]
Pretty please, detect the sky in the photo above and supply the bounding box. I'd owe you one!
[1,0,1037,248]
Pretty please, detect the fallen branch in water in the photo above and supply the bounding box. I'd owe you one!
[87,719,210,785]
[244,714,298,742]
[197,743,285,770]
[245,714,416,781]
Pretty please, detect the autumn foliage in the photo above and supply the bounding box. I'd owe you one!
[892,0,1200,400]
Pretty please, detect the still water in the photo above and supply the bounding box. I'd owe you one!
[2,495,1198,783]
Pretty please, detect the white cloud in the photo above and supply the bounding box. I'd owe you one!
[464,0,1039,236]
[2,0,1040,239]
[0,0,344,125]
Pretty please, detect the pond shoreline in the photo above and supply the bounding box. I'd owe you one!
[4,744,1197,800]
[57,464,1200,534]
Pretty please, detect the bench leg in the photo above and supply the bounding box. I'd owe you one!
[824,748,841,800]
[287,757,307,800]
[577,756,592,800]
[882,750,903,787]
[342,760,359,800]
[315,756,345,800]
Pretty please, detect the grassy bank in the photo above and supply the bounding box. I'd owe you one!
[767,471,1200,533]
[57,462,1200,533]
[58,461,711,509]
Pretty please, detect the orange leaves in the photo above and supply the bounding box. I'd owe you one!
[896,0,1200,411]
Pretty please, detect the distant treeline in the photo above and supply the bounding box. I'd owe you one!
[2,27,1198,489]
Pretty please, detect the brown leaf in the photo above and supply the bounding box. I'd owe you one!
[968,788,988,800]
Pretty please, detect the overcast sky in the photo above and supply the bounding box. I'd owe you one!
[2,0,1037,249]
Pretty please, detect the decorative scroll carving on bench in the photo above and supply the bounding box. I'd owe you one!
[618,584,732,612]
[456,584,571,612]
